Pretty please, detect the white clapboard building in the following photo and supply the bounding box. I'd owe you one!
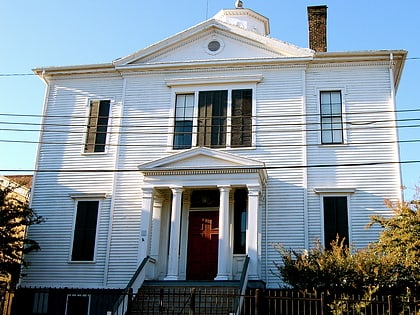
[20,3,406,312]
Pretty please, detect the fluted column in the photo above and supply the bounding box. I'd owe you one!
[247,184,260,280]
[215,185,231,280]
[165,187,183,280]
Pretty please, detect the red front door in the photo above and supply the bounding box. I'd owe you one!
[186,211,219,280]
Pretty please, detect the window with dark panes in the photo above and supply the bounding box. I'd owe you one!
[66,295,89,315]
[173,94,194,149]
[231,89,252,147]
[233,189,247,254]
[84,100,110,153]
[320,91,343,144]
[197,90,228,148]
[323,196,349,249]
[71,201,99,261]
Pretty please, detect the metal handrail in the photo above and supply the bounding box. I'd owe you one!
[235,255,250,315]
[110,255,156,315]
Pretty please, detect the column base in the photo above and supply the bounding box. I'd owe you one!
[164,275,179,281]
[214,275,230,281]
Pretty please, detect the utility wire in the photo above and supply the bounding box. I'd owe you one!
[1,159,420,174]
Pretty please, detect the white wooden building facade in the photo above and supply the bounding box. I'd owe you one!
[22,5,406,290]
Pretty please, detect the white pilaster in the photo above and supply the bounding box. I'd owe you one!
[139,187,154,260]
[165,187,183,280]
[215,185,231,280]
[247,184,260,280]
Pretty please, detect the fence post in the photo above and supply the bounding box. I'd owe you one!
[189,288,196,315]
[320,292,325,315]
[387,295,392,315]
[126,288,133,315]
[255,289,266,315]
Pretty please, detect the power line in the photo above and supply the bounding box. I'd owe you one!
[1,159,420,174]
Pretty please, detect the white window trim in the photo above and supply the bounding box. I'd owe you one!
[69,199,102,263]
[317,191,353,247]
[315,87,348,146]
[81,98,115,156]
[167,82,258,151]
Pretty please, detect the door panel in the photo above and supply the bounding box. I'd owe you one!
[186,211,219,280]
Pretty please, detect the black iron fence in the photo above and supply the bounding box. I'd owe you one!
[1,287,419,315]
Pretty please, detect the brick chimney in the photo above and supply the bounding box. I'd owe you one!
[307,5,327,52]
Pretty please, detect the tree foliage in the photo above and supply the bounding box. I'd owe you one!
[0,184,44,285]
[275,198,420,297]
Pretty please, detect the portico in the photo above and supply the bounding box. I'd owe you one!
[137,147,267,281]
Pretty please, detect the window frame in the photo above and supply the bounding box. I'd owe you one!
[83,99,112,154]
[317,88,347,145]
[169,83,256,150]
[69,199,101,263]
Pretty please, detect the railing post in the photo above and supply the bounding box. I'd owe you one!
[387,295,392,315]
[126,288,133,315]
[159,288,164,314]
[189,288,196,315]
[321,292,325,315]
[255,289,265,315]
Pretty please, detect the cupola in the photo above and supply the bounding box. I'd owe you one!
[213,1,270,36]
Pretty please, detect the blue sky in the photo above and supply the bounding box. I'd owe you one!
[1,0,419,196]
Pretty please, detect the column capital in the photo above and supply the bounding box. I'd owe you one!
[170,186,184,194]
[247,184,261,195]
[142,187,154,198]
[217,185,232,192]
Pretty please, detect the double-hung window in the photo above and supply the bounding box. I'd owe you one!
[84,100,111,153]
[71,201,99,262]
[320,91,343,144]
[173,89,253,149]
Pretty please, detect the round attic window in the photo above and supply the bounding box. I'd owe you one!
[204,36,224,55]
[208,40,221,52]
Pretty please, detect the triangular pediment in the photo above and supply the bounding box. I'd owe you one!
[114,18,312,68]
[138,147,265,171]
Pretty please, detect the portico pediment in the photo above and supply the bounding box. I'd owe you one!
[138,147,267,185]
[138,147,264,171]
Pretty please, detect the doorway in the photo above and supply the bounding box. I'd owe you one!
[186,211,219,280]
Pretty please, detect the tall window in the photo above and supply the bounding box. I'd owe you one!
[320,91,343,144]
[197,90,228,148]
[173,89,253,149]
[231,89,252,147]
[71,201,99,261]
[233,189,247,254]
[323,196,349,249]
[174,94,194,149]
[84,100,110,153]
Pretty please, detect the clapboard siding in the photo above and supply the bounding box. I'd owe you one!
[23,52,403,291]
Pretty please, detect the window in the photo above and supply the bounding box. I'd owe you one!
[173,89,253,149]
[84,100,110,153]
[66,295,90,315]
[323,196,349,249]
[71,201,99,261]
[320,91,343,144]
[233,189,247,254]
[174,94,194,149]
[32,292,48,314]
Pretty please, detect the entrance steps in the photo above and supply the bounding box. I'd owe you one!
[130,280,241,314]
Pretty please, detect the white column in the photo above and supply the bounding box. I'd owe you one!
[215,185,231,280]
[139,187,154,260]
[247,184,260,280]
[164,187,183,280]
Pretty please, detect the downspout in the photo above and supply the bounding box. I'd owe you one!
[302,68,309,249]
[388,53,404,201]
